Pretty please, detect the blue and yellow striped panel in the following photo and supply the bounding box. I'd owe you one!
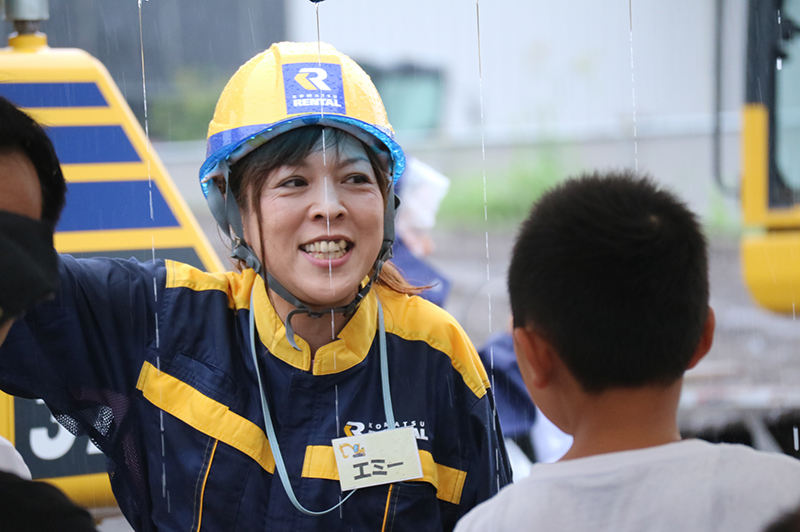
[0,42,225,510]
[0,70,223,273]
[48,125,141,164]
[58,181,178,232]
[0,82,107,108]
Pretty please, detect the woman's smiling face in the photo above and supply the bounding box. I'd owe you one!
[242,132,385,310]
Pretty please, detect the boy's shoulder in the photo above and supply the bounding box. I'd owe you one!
[684,439,800,484]
[455,440,800,532]
[523,439,800,490]
[521,439,800,478]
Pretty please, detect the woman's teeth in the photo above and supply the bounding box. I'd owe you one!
[302,239,348,259]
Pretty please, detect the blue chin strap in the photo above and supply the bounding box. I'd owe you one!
[205,158,263,273]
[205,155,399,350]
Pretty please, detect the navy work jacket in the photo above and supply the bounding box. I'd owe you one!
[0,256,510,531]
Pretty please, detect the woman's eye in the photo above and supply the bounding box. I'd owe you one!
[280,177,307,188]
[346,173,371,184]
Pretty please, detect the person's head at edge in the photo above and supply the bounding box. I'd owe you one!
[200,42,418,354]
[0,97,65,228]
[0,96,66,344]
[507,171,715,456]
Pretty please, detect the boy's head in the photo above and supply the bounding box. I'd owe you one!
[0,97,64,341]
[0,96,66,229]
[508,171,710,395]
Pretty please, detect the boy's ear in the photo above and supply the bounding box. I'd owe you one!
[512,326,556,389]
[687,306,715,370]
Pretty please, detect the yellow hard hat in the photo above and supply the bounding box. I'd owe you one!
[199,41,405,197]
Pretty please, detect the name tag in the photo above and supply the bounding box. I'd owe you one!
[332,427,423,491]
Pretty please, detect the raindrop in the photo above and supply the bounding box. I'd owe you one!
[137,0,152,219]
[315,3,330,298]
[335,384,340,436]
[248,8,256,49]
[476,0,499,492]
[316,3,326,127]
[312,5,341,519]
[324,174,333,292]
[474,1,492,329]
[322,124,327,167]
[628,0,639,172]
[316,3,322,61]
[138,0,167,503]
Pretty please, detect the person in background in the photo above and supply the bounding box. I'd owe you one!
[0,96,97,531]
[391,156,452,306]
[456,171,800,532]
[476,332,539,469]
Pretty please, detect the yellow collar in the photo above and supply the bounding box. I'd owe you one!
[251,275,378,375]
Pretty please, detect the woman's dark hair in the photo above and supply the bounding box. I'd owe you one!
[508,171,709,393]
[0,96,66,229]
[226,125,419,295]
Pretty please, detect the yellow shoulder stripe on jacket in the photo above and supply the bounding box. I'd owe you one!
[376,286,490,399]
[136,361,275,473]
[300,445,467,505]
[165,260,255,311]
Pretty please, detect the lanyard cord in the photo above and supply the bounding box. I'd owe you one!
[248,290,395,515]
[376,297,395,429]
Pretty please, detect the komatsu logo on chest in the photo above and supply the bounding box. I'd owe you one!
[282,62,346,115]
[344,420,428,441]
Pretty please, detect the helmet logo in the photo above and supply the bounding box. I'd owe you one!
[283,63,346,116]
[295,68,331,91]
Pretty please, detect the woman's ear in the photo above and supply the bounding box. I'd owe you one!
[512,326,556,390]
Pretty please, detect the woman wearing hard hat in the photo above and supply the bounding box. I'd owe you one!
[0,42,510,531]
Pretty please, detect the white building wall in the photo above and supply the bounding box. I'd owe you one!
[286,0,749,218]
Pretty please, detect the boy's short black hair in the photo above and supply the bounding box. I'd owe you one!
[508,171,709,393]
[0,96,66,228]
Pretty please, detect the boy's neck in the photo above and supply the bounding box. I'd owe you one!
[559,381,684,461]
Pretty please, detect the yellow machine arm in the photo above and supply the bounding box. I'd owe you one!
[0,0,222,512]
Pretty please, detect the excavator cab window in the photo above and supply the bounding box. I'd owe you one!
[775,0,800,204]
[747,0,800,209]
